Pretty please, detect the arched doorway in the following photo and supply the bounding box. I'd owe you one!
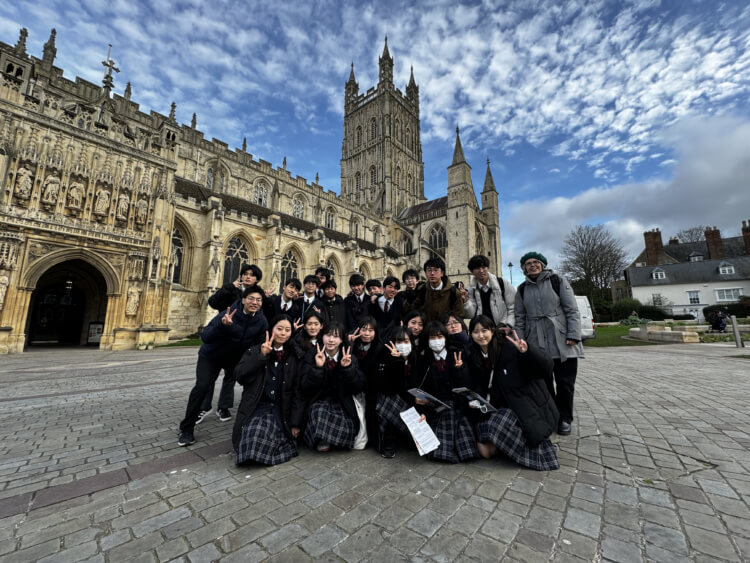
[27,259,108,347]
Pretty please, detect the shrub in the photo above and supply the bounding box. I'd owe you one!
[672,314,695,320]
[639,305,668,321]
[703,301,749,320]
[612,298,642,321]
[619,317,644,326]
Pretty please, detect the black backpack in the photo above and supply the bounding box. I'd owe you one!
[518,274,561,300]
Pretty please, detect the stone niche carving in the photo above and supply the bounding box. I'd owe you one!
[135,199,148,225]
[67,181,84,212]
[14,166,34,201]
[116,192,130,221]
[27,241,59,262]
[0,233,24,270]
[0,274,9,311]
[41,174,61,207]
[128,253,147,280]
[93,186,111,217]
[125,285,141,316]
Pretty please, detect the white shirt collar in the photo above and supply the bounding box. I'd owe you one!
[430,281,444,291]
[433,349,447,360]
[325,351,339,362]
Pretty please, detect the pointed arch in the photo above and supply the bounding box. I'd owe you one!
[474,224,486,256]
[205,159,231,192]
[252,177,269,207]
[325,255,341,281]
[171,214,196,286]
[23,248,121,294]
[291,193,306,219]
[279,245,305,291]
[358,261,371,280]
[324,206,336,230]
[222,232,257,285]
[428,223,447,259]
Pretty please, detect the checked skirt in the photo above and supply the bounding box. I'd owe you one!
[304,399,356,449]
[428,403,479,463]
[236,411,298,466]
[375,394,411,436]
[477,408,559,471]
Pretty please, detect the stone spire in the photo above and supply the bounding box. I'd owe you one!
[242,137,247,151]
[345,62,359,103]
[191,113,197,128]
[101,44,120,94]
[42,29,57,64]
[452,126,466,165]
[14,28,28,55]
[169,102,176,121]
[483,158,496,192]
[406,65,419,102]
[124,82,132,100]
[378,36,393,87]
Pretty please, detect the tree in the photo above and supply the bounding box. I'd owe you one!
[559,225,629,302]
[675,225,707,243]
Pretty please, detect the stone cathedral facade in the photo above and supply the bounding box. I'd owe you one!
[0,29,502,354]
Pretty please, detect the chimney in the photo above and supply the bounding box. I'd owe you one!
[704,226,724,260]
[644,229,664,265]
[668,236,679,245]
[742,220,750,255]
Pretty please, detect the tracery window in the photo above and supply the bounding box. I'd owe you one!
[407,174,412,194]
[475,225,485,255]
[395,166,401,187]
[429,224,447,259]
[223,237,249,285]
[370,166,376,188]
[292,195,305,219]
[355,172,361,191]
[370,118,377,141]
[253,182,268,206]
[218,172,225,192]
[324,208,335,230]
[406,127,411,150]
[280,250,299,291]
[352,220,360,239]
[171,228,184,284]
[356,126,362,147]
[206,167,214,190]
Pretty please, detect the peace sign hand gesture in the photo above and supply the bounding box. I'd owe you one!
[384,341,401,357]
[260,331,273,356]
[340,346,352,367]
[221,307,237,326]
[314,343,326,368]
[507,330,528,353]
[348,327,361,343]
[293,317,303,332]
[454,351,463,368]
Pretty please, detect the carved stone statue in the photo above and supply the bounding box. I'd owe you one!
[67,182,83,209]
[94,188,110,215]
[0,275,9,311]
[116,193,130,220]
[135,199,148,223]
[125,286,140,316]
[41,174,61,204]
[15,167,33,199]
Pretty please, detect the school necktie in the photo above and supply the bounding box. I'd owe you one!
[384,301,390,313]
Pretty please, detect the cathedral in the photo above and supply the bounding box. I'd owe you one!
[0,28,502,354]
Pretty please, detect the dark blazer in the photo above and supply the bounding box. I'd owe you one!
[411,342,472,406]
[231,344,307,450]
[208,282,266,311]
[296,295,326,320]
[344,294,370,332]
[321,295,346,326]
[263,295,301,323]
[368,297,403,334]
[375,349,413,403]
[199,301,268,365]
[468,343,558,447]
[301,352,366,434]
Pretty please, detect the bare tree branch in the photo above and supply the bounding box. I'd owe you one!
[674,225,707,243]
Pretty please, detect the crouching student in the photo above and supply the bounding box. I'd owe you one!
[302,322,366,452]
[414,322,479,463]
[374,325,417,458]
[466,315,559,471]
[291,311,325,357]
[232,315,306,466]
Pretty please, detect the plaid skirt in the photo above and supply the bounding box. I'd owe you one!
[375,394,410,436]
[236,411,298,466]
[477,408,559,471]
[428,404,479,463]
[304,399,356,449]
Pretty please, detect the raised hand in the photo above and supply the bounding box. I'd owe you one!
[348,327,361,342]
[384,341,400,357]
[260,331,273,356]
[293,317,303,332]
[454,351,463,368]
[233,277,242,290]
[314,343,326,367]
[340,346,352,367]
[459,286,469,303]
[265,288,274,297]
[507,330,528,353]
[221,307,237,326]
[313,306,321,314]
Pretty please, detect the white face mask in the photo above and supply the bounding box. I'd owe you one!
[395,342,412,356]
[429,338,446,353]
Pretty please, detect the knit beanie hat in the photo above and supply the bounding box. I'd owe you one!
[520,251,547,267]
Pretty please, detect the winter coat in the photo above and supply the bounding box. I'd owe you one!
[375,350,413,402]
[199,301,268,365]
[464,273,516,327]
[368,297,403,333]
[468,342,558,447]
[231,344,307,450]
[344,294,370,332]
[321,295,346,326]
[295,295,326,320]
[406,276,464,323]
[301,351,366,433]
[514,269,583,361]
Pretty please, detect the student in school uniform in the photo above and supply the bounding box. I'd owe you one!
[296,275,325,320]
[347,316,383,446]
[232,315,306,466]
[263,278,301,321]
[344,274,370,332]
[301,322,366,452]
[291,311,325,358]
[369,276,402,333]
[321,280,346,326]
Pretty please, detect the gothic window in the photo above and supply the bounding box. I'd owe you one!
[206,167,214,190]
[280,250,299,291]
[223,236,249,285]
[407,174,412,193]
[370,166,376,188]
[395,166,401,186]
[292,195,305,219]
[404,235,413,254]
[352,219,360,239]
[395,119,400,141]
[429,224,447,259]
[218,172,225,192]
[326,258,337,279]
[370,118,377,141]
[253,182,268,206]
[324,208,335,230]
[356,126,362,147]
[171,228,184,284]
[406,127,411,150]
[355,172,361,191]
[475,225,485,255]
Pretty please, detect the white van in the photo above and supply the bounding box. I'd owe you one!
[575,295,596,340]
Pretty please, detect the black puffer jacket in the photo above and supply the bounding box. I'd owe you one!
[231,344,306,451]
[468,342,558,447]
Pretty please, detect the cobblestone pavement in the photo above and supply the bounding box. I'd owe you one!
[0,343,749,562]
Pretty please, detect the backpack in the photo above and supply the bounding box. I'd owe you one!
[518,274,561,300]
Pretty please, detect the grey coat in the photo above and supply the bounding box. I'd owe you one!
[464,273,516,326]
[514,269,584,362]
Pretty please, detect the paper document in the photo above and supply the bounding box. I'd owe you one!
[408,388,450,412]
[399,407,440,456]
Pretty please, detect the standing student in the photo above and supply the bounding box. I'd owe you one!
[301,322,366,452]
[463,254,516,326]
[403,309,427,358]
[314,267,331,299]
[514,252,583,436]
[344,274,369,332]
[321,280,346,326]
[406,257,464,322]
[296,275,325,320]
[369,276,402,333]
[466,315,559,470]
[178,286,268,446]
[365,279,382,303]
[443,312,471,356]
[232,315,306,466]
[396,269,421,313]
[264,278,301,321]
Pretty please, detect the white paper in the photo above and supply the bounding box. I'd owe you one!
[399,407,440,456]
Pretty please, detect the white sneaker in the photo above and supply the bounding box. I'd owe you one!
[196,409,212,424]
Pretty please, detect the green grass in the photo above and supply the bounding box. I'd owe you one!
[160,338,202,347]
[584,325,658,347]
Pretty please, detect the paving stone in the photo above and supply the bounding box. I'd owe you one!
[563,508,601,539]
[601,537,643,563]
[132,506,192,537]
[259,523,306,554]
[186,516,236,549]
[218,542,267,563]
[641,503,681,529]
[642,522,688,555]
[334,523,383,561]
[557,530,599,560]
[462,534,507,562]
[156,537,189,561]
[220,518,276,552]
[107,531,163,561]
[685,525,740,561]
[265,544,313,562]
[187,542,222,563]
[299,524,347,557]
[524,505,564,537]
[606,483,639,506]
[443,504,489,536]
[336,502,380,533]
[406,507,448,537]
[386,526,427,556]
[480,512,522,544]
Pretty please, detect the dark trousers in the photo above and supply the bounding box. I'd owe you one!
[180,356,236,432]
[200,367,236,412]
[545,358,577,423]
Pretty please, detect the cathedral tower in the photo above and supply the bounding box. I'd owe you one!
[340,38,425,218]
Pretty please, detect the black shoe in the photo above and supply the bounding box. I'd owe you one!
[217,408,232,422]
[178,431,195,446]
[195,408,212,424]
[380,445,396,458]
[558,421,572,435]
[380,429,397,458]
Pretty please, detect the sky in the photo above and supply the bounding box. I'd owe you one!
[2,0,750,281]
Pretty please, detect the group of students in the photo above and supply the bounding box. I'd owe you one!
[177,251,584,472]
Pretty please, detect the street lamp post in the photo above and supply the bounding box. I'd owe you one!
[507,261,513,285]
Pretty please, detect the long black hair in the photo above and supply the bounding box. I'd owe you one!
[468,315,502,363]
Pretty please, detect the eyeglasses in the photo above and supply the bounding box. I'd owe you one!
[473,266,489,271]
[525,260,543,266]
[425,267,442,274]
[245,297,263,303]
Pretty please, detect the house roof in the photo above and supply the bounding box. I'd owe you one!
[627,256,750,286]
[662,236,747,262]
